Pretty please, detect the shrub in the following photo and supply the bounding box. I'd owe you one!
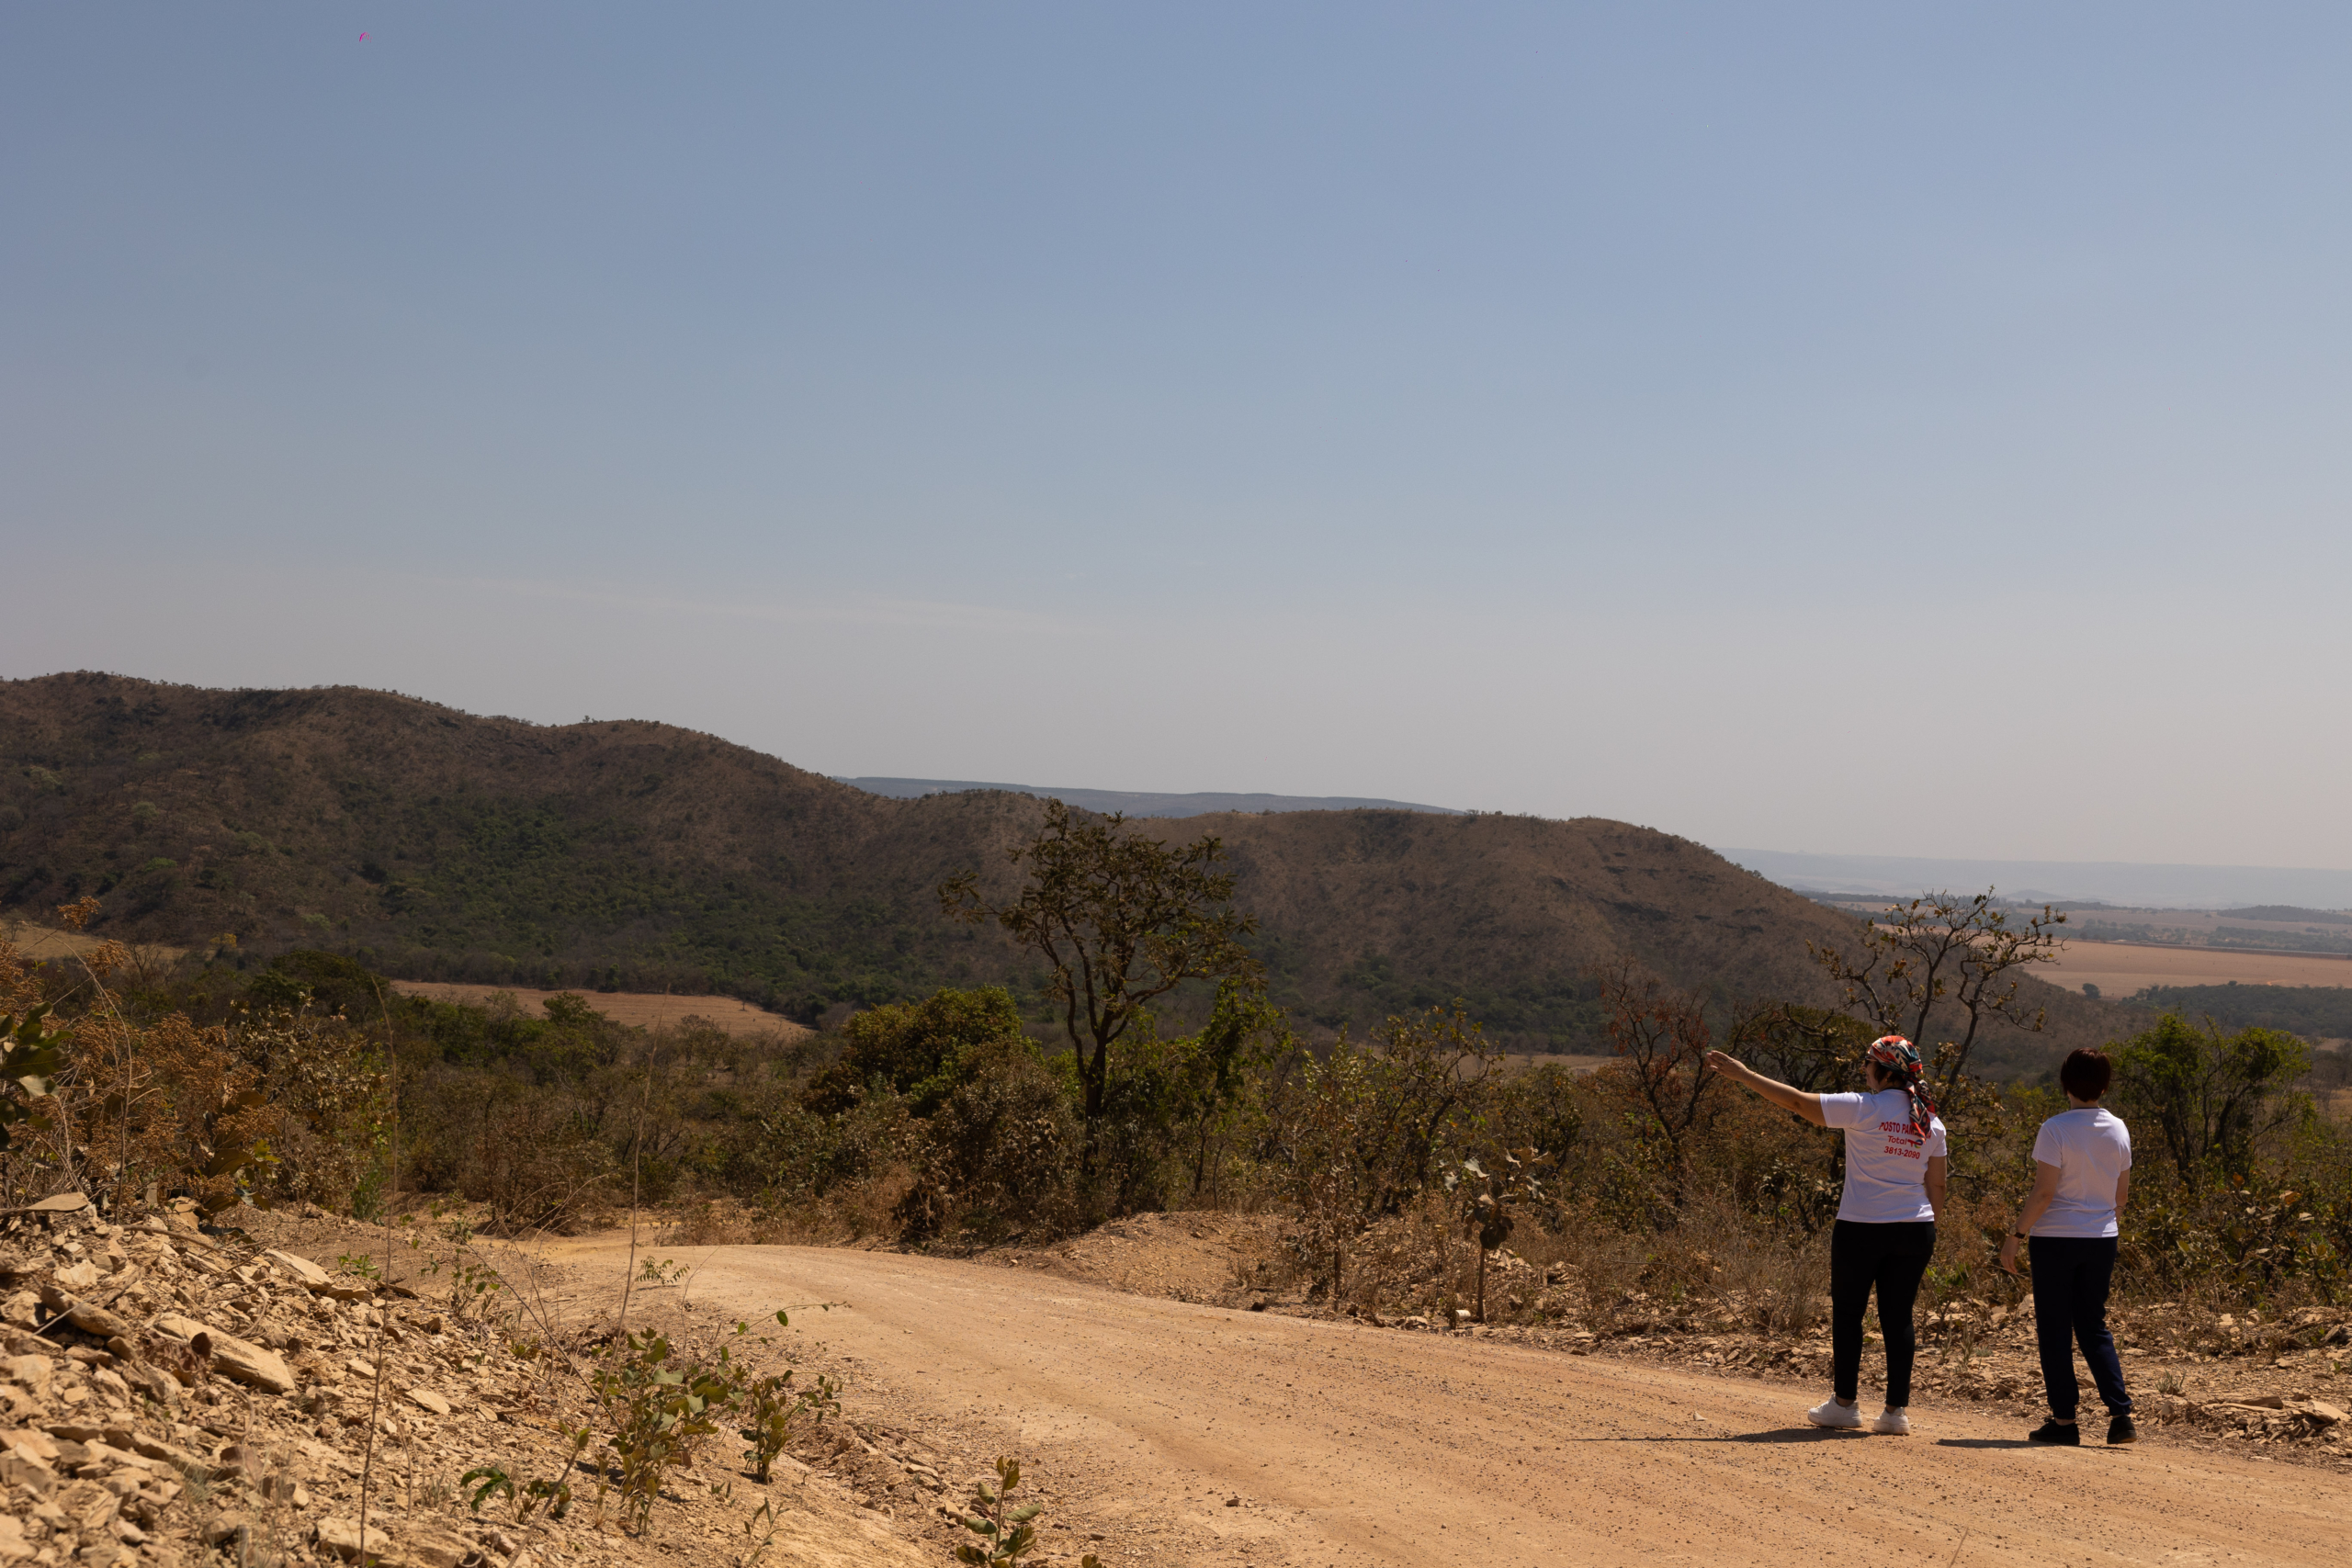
[51,1010,275,1215]
[897,1034,1080,1244]
[732,1310,842,1481]
[578,1330,742,1533]
[800,987,1028,1115]
[2112,1011,2311,1188]
[233,1005,390,1213]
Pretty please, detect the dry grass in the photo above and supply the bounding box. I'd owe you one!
[390,980,811,1040]
[2041,940,2352,995]
[0,915,186,964]
[1225,1191,1840,1338]
[1498,1052,1611,1077]
[653,1168,922,1249]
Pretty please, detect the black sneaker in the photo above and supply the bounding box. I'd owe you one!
[2107,1413,2137,1446]
[2028,1419,2081,1446]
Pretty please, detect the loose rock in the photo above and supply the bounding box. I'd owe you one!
[151,1313,297,1395]
[35,1288,131,1341]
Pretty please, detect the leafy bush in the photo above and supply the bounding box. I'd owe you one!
[896,1032,1080,1244]
[799,987,1027,1115]
[733,1310,841,1481]
[233,1004,390,1213]
[2113,1011,2310,1187]
[578,1330,742,1533]
[1446,1147,1554,1323]
[564,1310,837,1532]
[0,997,64,1156]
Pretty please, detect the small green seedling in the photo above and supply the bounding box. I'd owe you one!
[460,1467,514,1513]
[956,1458,1100,1568]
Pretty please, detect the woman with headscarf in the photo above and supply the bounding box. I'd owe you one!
[1704,1035,1947,1435]
[1998,1047,2136,1446]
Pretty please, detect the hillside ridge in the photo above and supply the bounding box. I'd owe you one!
[840,776,1464,818]
[1,672,2107,1062]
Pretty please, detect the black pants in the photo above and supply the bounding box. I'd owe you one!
[1830,1219,1935,1406]
[2028,1235,2132,1418]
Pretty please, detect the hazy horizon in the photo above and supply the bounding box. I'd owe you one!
[9,6,2352,867]
[1720,848,2352,911]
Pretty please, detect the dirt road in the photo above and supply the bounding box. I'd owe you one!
[544,1240,2349,1567]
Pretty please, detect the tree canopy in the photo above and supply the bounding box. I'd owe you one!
[940,800,1261,1125]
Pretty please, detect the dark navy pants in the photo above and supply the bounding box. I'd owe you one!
[1830,1220,1936,1406]
[2028,1235,2132,1418]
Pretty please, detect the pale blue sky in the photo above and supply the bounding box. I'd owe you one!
[6,5,2350,867]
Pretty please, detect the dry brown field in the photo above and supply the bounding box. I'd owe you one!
[387,978,811,1039]
[1,919,186,964]
[1501,1051,1611,1077]
[2041,937,2352,996]
[1,920,808,1039]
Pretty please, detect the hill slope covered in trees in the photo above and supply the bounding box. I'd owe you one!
[1,672,2108,1064]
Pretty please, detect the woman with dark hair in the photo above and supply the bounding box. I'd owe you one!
[2000,1047,2136,1446]
[1705,1035,1946,1435]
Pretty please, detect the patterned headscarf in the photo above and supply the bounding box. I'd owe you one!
[1866,1035,1939,1138]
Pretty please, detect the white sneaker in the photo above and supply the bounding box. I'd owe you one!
[1806,1398,1863,1429]
[1872,1407,1911,1436]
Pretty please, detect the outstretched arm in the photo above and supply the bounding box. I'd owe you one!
[1702,1051,1827,1126]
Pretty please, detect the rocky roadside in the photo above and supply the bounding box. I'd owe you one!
[0,1197,971,1568]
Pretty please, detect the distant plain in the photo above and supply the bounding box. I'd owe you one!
[2040,940,2352,995]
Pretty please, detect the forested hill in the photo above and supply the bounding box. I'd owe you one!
[0,673,2109,1063]
[0,672,1048,1018]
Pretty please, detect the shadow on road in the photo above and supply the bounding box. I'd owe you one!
[1723,1427,1871,1444]
[1555,1427,2070,1451]
[1547,1427,1868,1446]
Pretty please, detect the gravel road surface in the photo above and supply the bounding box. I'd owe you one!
[549,1240,2349,1567]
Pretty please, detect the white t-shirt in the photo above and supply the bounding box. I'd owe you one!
[1820,1089,1947,1224]
[2030,1108,2132,1238]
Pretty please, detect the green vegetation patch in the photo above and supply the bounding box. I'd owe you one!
[2124,983,2352,1043]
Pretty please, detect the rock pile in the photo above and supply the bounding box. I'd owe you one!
[2176,1390,2349,1439]
[0,1192,519,1568]
[0,1198,954,1568]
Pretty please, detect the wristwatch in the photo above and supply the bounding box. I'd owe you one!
[2009,1231,2027,1239]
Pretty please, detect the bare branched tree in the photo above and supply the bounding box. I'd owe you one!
[1596,961,1723,1173]
[1736,1002,1878,1094]
[1807,889,2066,1096]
